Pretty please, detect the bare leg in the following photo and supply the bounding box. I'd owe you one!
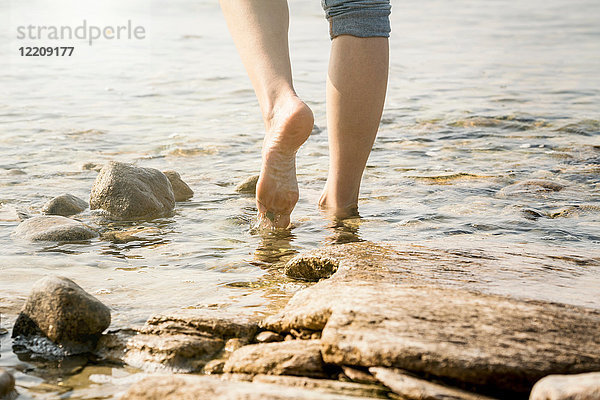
[220,0,314,228]
[319,36,389,218]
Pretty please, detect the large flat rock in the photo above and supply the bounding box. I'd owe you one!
[123,374,378,400]
[263,242,600,395]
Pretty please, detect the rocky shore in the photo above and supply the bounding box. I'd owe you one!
[6,241,600,399]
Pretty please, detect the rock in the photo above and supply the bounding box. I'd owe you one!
[262,242,600,395]
[224,340,326,378]
[97,311,260,372]
[253,375,390,399]
[89,161,175,220]
[225,338,247,353]
[341,366,379,384]
[123,374,375,400]
[498,179,565,197]
[235,175,259,195]
[370,367,494,400]
[203,359,226,374]
[98,331,223,372]
[255,331,283,343]
[101,227,160,243]
[14,215,97,241]
[0,368,17,400]
[12,276,111,354]
[284,255,339,282]
[529,372,600,400]
[144,310,259,341]
[41,193,88,216]
[163,170,194,201]
[82,162,102,172]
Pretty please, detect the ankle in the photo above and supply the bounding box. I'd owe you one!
[319,191,359,219]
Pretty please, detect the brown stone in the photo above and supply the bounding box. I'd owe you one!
[224,340,326,378]
[370,367,495,400]
[529,372,600,400]
[14,215,97,241]
[123,374,377,400]
[163,170,194,201]
[41,194,88,216]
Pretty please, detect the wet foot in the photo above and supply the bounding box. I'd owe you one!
[318,191,359,221]
[256,95,314,229]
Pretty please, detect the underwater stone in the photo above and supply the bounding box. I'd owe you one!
[12,276,111,354]
[14,215,97,241]
[284,255,339,282]
[90,161,175,220]
[0,368,17,400]
[163,170,194,202]
[42,193,88,216]
[235,175,259,195]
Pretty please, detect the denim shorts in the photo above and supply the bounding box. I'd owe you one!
[321,0,391,39]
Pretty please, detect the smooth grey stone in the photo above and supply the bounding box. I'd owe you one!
[90,161,175,220]
[163,170,194,201]
[14,215,97,241]
[42,193,88,216]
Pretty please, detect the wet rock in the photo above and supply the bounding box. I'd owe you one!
[255,331,283,343]
[89,161,175,220]
[203,359,226,374]
[370,367,493,400]
[498,179,565,196]
[97,311,260,372]
[12,276,111,354]
[41,193,88,216]
[101,227,160,244]
[253,375,390,398]
[550,204,600,218]
[529,372,600,400]
[284,255,339,282]
[98,330,224,372]
[144,310,259,341]
[163,170,194,201]
[224,340,326,378]
[81,162,102,172]
[235,175,259,195]
[124,374,373,400]
[0,368,17,400]
[14,215,97,241]
[263,242,600,395]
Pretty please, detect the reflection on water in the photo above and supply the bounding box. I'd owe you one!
[1,0,600,397]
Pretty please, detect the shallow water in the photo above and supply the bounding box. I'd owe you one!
[1,0,599,398]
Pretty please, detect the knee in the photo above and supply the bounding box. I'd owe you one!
[321,0,391,40]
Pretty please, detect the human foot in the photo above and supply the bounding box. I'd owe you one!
[256,95,314,229]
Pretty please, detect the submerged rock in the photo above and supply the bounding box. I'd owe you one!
[12,276,111,354]
[284,255,339,282]
[0,368,17,400]
[498,179,565,197]
[41,193,88,216]
[235,175,259,195]
[89,161,175,220]
[370,367,493,400]
[263,242,600,395]
[124,374,376,400]
[224,340,326,378]
[529,372,600,400]
[101,227,160,244]
[14,215,97,241]
[163,170,194,201]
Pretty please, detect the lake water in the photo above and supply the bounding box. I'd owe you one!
[1,0,599,398]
